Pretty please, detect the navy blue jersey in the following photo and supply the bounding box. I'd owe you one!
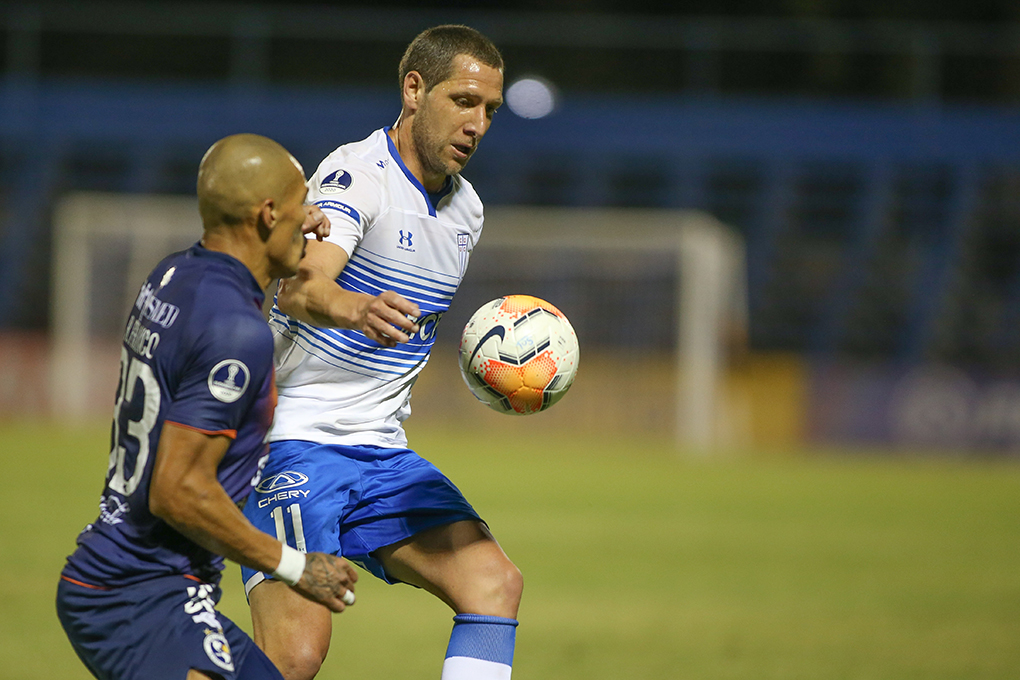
[62,243,276,587]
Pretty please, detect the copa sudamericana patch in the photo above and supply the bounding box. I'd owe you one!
[207,359,250,403]
[320,169,353,194]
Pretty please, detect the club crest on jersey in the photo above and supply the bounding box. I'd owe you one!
[255,471,309,493]
[207,359,250,403]
[320,169,353,194]
[203,632,234,672]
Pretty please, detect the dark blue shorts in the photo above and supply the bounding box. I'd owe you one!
[56,574,281,680]
[240,440,481,592]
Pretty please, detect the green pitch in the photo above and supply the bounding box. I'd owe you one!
[3,420,1019,679]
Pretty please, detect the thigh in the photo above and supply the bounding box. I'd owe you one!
[375,520,519,616]
[248,578,333,666]
[340,448,482,583]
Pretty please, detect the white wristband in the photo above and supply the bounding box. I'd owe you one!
[272,544,306,586]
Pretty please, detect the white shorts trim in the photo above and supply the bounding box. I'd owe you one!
[244,570,270,598]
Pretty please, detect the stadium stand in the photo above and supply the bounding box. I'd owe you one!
[2,5,1020,373]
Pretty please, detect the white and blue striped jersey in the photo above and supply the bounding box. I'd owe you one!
[268,128,483,448]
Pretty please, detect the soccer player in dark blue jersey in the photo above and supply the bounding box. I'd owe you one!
[56,134,359,680]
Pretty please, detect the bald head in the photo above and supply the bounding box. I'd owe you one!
[197,134,306,230]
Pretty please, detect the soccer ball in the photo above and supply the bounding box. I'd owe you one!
[458,295,579,415]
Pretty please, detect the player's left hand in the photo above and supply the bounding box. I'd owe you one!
[302,205,331,241]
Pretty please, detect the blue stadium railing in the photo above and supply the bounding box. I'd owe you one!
[2,80,1020,368]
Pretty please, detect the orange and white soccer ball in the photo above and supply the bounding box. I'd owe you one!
[458,295,579,415]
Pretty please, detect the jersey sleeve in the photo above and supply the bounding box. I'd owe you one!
[164,312,273,438]
[307,154,383,259]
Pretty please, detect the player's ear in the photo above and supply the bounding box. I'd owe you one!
[254,199,275,242]
[403,71,426,112]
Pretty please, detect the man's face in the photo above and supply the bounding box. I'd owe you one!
[267,175,309,280]
[411,54,504,181]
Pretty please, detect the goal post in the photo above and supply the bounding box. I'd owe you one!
[50,195,748,451]
[50,192,201,420]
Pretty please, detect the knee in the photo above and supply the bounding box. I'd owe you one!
[260,636,328,680]
[501,561,524,607]
[476,558,524,617]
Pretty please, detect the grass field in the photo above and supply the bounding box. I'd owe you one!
[2,419,1019,679]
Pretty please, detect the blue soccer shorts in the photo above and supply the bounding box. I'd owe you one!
[241,440,481,594]
[56,574,282,680]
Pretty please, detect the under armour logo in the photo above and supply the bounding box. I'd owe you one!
[377,160,387,169]
[399,231,413,247]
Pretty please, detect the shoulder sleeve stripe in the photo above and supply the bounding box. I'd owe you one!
[314,200,361,226]
[164,421,238,440]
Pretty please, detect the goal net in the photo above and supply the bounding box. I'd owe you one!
[51,194,748,451]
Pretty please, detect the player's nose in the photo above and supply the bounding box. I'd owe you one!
[462,125,482,146]
[465,109,489,138]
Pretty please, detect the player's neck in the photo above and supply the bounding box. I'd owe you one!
[201,230,271,291]
[388,124,445,193]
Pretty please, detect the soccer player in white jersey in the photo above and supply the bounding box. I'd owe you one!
[240,25,517,680]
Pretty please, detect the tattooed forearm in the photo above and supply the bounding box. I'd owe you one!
[292,552,359,612]
[303,553,345,590]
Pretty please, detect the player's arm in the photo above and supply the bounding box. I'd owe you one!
[148,422,358,612]
[276,238,420,347]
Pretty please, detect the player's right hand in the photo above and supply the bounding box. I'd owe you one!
[292,552,359,612]
[301,204,331,241]
[359,290,420,347]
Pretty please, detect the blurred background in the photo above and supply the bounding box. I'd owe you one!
[2,3,1020,680]
[4,0,1020,452]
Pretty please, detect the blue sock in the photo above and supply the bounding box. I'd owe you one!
[441,614,518,679]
